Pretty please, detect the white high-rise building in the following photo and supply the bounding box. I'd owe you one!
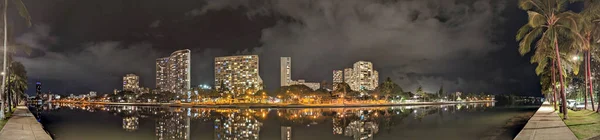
[280,57,292,87]
[123,74,139,91]
[336,61,379,91]
[344,68,354,89]
[333,70,343,90]
[156,49,191,94]
[279,57,320,90]
[215,55,263,95]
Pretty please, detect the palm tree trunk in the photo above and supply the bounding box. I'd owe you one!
[0,0,7,120]
[6,68,10,110]
[552,59,558,110]
[554,36,568,119]
[585,52,589,109]
[588,51,595,111]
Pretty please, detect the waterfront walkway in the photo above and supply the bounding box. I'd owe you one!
[0,106,52,140]
[514,102,577,140]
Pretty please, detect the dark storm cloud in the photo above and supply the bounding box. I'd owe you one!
[15,25,226,94]
[189,0,512,93]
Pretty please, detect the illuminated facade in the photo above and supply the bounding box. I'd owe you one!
[156,49,191,94]
[279,57,320,90]
[123,74,140,92]
[280,57,292,87]
[214,55,263,95]
[337,61,379,91]
[333,70,343,90]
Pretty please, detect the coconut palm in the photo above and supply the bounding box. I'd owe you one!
[563,0,600,111]
[517,0,580,119]
[8,61,26,108]
[0,0,31,120]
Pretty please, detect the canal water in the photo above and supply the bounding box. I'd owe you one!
[29,103,539,140]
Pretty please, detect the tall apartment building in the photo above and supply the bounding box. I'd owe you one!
[332,70,343,90]
[279,57,320,90]
[123,74,140,92]
[156,49,191,94]
[214,55,263,95]
[36,81,42,95]
[280,57,292,87]
[344,68,354,89]
[336,61,379,91]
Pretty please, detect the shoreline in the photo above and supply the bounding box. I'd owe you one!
[47,100,495,108]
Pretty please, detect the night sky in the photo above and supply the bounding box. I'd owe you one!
[12,0,541,96]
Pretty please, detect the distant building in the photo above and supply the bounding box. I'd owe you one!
[156,49,191,95]
[123,74,140,92]
[333,70,343,90]
[336,61,379,91]
[214,55,263,95]
[36,82,42,95]
[89,91,97,97]
[113,89,121,95]
[294,80,320,91]
[280,57,292,87]
[279,57,320,90]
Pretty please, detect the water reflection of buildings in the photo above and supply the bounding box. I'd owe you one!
[37,103,497,140]
[281,126,291,140]
[345,121,378,140]
[123,116,139,131]
[332,110,381,140]
[156,108,191,140]
[214,112,262,140]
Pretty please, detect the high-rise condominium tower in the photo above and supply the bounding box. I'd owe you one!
[335,61,379,91]
[332,70,343,90]
[279,57,320,90]
[123,74,140,91]
[156,49,191,94]
[214,55,263,95]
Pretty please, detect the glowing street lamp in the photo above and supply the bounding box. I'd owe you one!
[572,55,580,61]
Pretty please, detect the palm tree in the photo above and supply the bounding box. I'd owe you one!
[9,61,26,107]
[517,0,580,119]
[0,0,31,120]
[564,0,600,111]
[334,83,351,104]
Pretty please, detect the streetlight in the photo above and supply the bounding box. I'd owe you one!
[572,55,580,61]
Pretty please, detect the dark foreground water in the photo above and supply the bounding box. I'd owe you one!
[29,102,538,140]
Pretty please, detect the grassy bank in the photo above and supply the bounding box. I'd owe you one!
[0,108,15,131]
[559,110,600,140]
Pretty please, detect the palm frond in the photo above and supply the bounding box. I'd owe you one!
[528,11,547,28]
[519,27,544,55]
[12,0,31,27]
[518,0,536,10]
[517,25,533,41]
